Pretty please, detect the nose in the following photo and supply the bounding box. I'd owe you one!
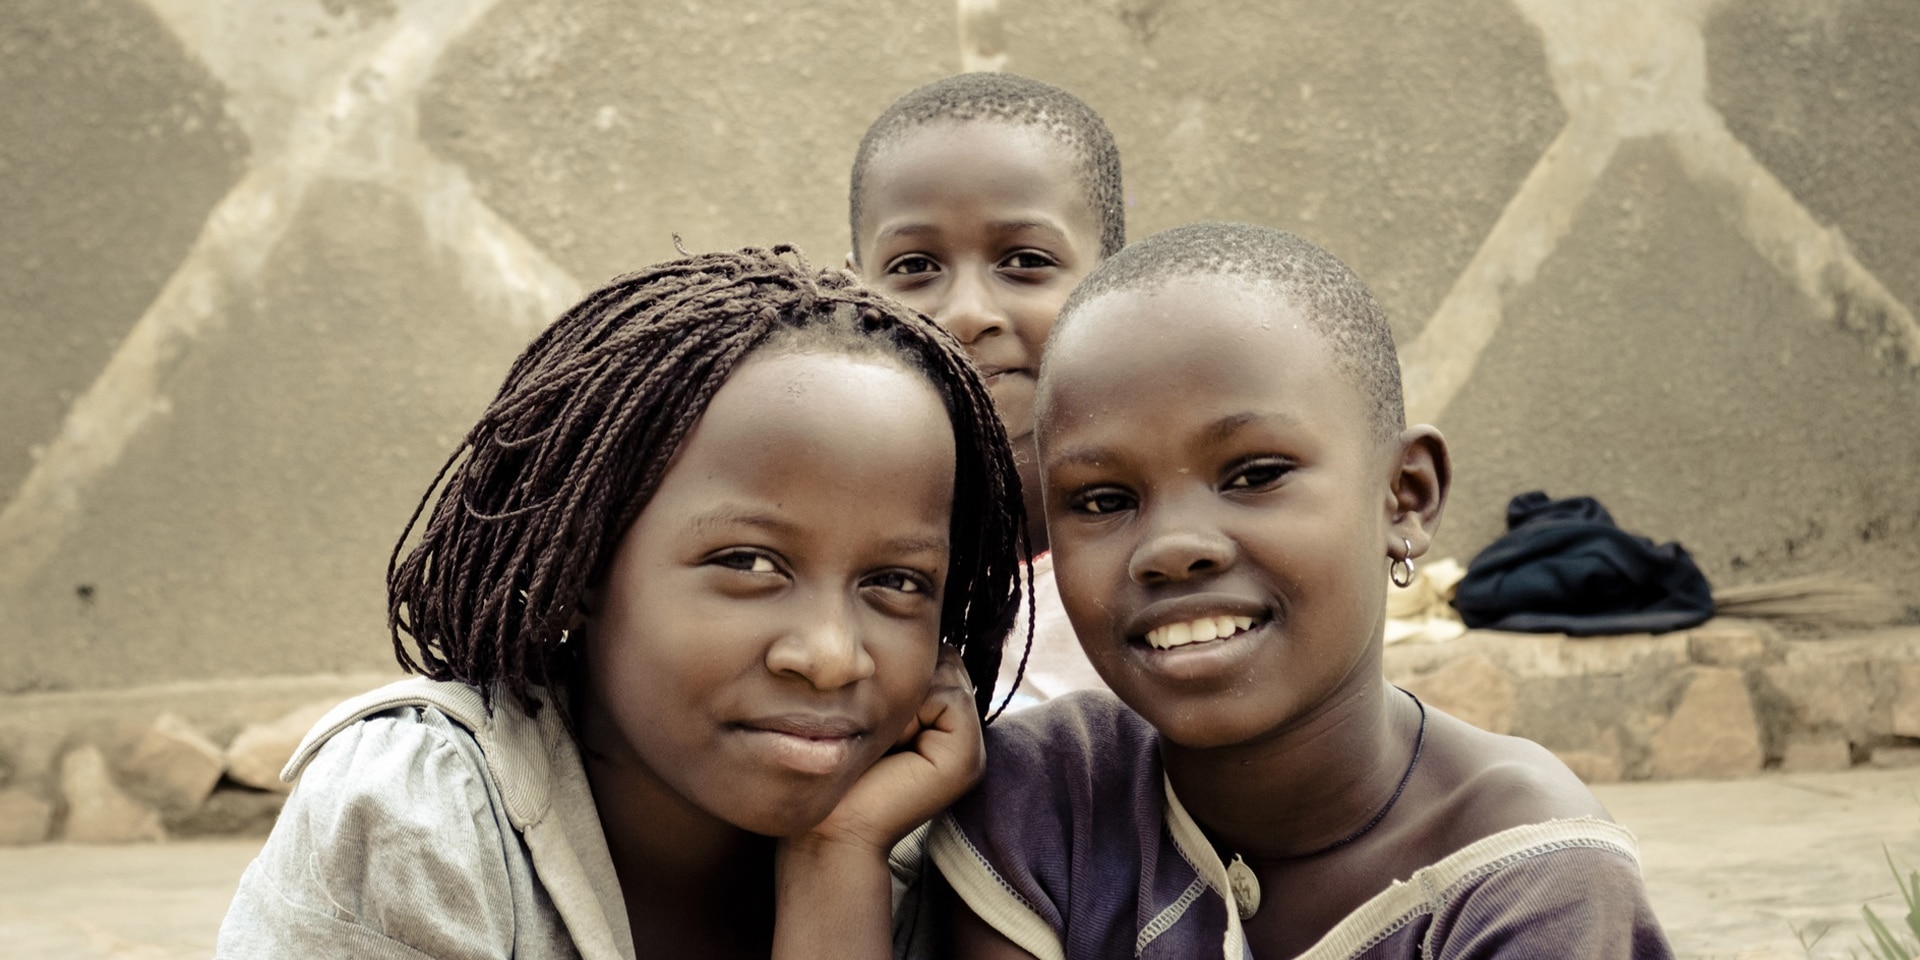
[933,268,1008,345]
[765,598,876,691]
[1127,509,1235,586]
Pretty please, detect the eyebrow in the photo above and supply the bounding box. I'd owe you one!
[875,218,1071,246]
[686,507,949,557]
[686,507,797,538]
[1047,411,1303,470]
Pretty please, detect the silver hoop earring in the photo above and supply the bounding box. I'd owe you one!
[1389,537,1416,588]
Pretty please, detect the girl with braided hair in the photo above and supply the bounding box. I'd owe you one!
[216,246,1030,959]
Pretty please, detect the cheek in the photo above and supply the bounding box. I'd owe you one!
[872,630,941,715]
[1051,542,1125,639]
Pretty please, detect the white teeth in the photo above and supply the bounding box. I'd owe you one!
[1146,615,1259,649]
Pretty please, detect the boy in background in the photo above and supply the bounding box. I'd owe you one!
[848,72,1124,710]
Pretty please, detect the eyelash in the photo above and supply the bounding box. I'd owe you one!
[1224,459,1294,490]
[1002,250,1058,271]
[885,255,937,277]
[1069,489,1135,516]
[712,549,779,574]
[866,570,934,595]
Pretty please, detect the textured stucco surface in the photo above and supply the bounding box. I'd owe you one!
[992,0,1565,345]
[4,181,520,691]
[2,0,1916,692]
[420,0,956,281]
[1440,138,1920,604]
[0,0,247,500]
[1706,0,1920,318]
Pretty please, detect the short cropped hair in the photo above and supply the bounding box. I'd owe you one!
[390,247,1029,719]
[1054,221,1405,439]
[849,72,1125,264]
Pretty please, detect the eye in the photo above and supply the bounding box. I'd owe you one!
[1069,488,1136,516]
[711,549,779,574]
[1001,249,1059,272]
[1224,459,1294,491]
[884,254,940,277]
[866,569,936,595]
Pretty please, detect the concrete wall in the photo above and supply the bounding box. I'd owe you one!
[3,0,1916,693]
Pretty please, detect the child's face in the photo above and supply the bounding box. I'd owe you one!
[580,349,956,837]
[1039,277,1401,750]
[855,120,1102,444]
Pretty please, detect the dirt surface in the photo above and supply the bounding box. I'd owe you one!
[2,767,1914,959]
[1596,767,1920,959]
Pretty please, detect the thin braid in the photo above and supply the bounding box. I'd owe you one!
[389,246,1030,719]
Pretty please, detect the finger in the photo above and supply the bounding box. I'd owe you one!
[906,681,984,781]
[897,645,973,748]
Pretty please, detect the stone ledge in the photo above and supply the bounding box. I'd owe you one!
[1386,621,1920,783]
[0,672,400,846]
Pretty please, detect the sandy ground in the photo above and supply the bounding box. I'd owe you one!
[1,767,1915,959]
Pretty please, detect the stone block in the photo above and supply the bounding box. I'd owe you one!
[167,786,288,839]
[226,699,336,793]
[1402,652,1515,734]
[1555,634,1692,679]
[1779,737,1853,774]
[60,745,164,843]
[1891,662,1920,738]
[1687,625,1772,668]
[123,712,224,813]
[1650,668,1764,780]
[0,788,54,845]
[1870,746,1920,770]
[1760,658,1875,738]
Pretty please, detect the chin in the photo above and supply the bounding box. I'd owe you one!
[721,786,847,839]
[1130,691,1290,752]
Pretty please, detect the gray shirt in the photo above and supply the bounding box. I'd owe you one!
[215,679,635,960]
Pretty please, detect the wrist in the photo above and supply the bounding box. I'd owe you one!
[778,829,892,870]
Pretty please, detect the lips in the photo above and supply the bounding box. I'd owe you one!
[973,364,1024,386]
[732,715,867,777]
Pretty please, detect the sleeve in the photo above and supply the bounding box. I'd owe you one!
[213,708,518,960]
[1429,844,1675,960]
[926,693,1163,960]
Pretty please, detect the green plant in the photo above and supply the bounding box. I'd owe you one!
[1856,848,1920,960]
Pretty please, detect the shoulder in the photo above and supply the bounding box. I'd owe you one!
[1417,705,1609,850]
[954,690,1159,844]
[982,689,1156,768]
[218,704,521,958]
[931,693,1166,957]
[1421,824,1673,959]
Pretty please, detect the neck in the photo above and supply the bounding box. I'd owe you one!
[1013,434,1048,557]
[1162,678,1418,861]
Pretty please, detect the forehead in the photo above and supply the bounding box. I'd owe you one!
[857,119,1098,243]
[1038,275,1372,446]
[677,349,956,501]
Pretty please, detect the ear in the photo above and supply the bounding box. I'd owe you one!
[844,250,860,273]
[1387,425,1451,560]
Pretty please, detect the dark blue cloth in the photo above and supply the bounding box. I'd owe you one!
[1452,492,1715,636]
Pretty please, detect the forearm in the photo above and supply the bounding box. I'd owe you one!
[771,836,896,960]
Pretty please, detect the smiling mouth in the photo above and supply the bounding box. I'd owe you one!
[1143,614,1262,650]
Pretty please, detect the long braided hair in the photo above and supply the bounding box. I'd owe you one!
[389,246,1030,720]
